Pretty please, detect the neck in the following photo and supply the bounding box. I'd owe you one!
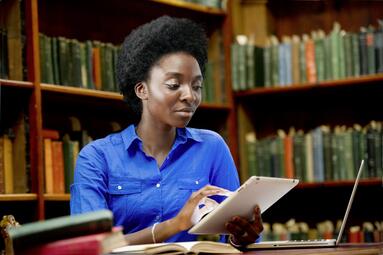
[135,119,176,159]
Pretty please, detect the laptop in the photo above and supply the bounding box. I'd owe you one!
[247,160,365,249]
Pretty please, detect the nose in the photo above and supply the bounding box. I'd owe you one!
[180,85,195,103]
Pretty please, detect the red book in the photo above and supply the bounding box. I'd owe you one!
[42,129,60,140]
[24,227,126,255]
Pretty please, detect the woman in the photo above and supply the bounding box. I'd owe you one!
[70,15,263,247]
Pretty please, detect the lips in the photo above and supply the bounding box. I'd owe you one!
[176,107,195,113]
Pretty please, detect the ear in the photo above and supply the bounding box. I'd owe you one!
[134,82,148,100]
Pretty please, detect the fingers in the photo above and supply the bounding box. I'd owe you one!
[189,185,225,203]
[225,205,264,245]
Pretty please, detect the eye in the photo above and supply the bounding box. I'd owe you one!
[192,84,203,91]
[165,83,180,90]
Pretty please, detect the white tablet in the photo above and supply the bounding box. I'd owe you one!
[188,176,299,235]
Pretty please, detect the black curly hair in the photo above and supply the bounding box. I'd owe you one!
[117,15,208,119]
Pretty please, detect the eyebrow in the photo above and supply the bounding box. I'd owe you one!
[164,72,203,81]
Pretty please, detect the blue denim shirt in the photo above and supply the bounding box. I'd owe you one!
[70,124,240,242]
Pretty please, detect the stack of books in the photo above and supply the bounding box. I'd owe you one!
[6,210,126,255]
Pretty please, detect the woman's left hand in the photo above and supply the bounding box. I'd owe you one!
[225,205,263,246]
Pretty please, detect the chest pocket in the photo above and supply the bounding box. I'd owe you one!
[176,178,209,206]
[177,178,208,191]
[108,179,142,224]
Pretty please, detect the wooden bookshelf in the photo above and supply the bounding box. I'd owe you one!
[233,0,383,230]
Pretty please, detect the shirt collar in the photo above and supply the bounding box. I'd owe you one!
[122,124,203,151]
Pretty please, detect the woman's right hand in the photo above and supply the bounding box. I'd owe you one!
[172,185,224,232]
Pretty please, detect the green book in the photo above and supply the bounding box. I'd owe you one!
[366,26,376,75]
[314,30,325,82]
[58,36,69,85]
[51,37,61,84]
[9,210,113,252]
[330,22,341,80]
[237,41,247,90]
[44,35,54,84]
[351,33,360,77]
[343,32,353,78]
[338,30,346,79]
[299,35,307,84]
[0,28,9,79]
[321,126,332,181]
[263,39,271,87]
[70,39,82,87]
[270,36,279,86]
[105,43,115,92]
[254,46,264,87]
[39,33,46,83]
[85,40,95,89]
[246,43,255,89]
[324,35,332,80]
[230,43,240,91]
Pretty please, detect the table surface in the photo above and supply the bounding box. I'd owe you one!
[241,243,383,255]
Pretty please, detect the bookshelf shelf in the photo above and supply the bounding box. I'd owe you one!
[40,84,123,101]
[0,79,34,89]
[0,194,37,201]
[151,0,226,15]
[297,178,383,189]
[234,74,383,98]
[44,194,70,201]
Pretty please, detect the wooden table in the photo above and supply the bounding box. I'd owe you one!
[242,243,383,255]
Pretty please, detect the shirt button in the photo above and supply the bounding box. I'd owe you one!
[156,183,160,188]
[195,180,199,185]
[117,185,122,190]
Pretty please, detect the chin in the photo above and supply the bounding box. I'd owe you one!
[172,118,192,128]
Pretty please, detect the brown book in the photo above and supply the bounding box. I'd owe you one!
[284,135,294,179]
[3,134,14,194]
[44,138,54,194]
[51,141,65,194]
[3,0,23,80]
[92,47,102,90]
[0,136,4,194]
[12,112,28,193]
[291,35,301,84]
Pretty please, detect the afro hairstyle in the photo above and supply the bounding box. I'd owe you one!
[116,15,208,118]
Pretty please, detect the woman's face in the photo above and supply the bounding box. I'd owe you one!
[142,52,203,128]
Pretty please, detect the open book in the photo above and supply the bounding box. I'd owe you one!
[112,241,241,254]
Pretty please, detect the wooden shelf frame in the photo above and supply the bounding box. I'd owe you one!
[234,74,383,98]
[0,194,37,201]
[150,0,226,15]
[0,79,34,89]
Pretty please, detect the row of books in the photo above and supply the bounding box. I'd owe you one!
[245,121,383,183]
[39,31,227,104]
[42,128,92,194]
[231,21,383,91]
[0,0,24,81]
[262,219,383,243]
[0,112,30,194]
[39,33,120,92]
